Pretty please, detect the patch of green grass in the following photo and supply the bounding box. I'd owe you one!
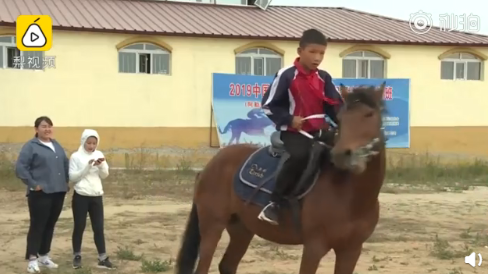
[116,245,143,261]
[68,267,92,274]
[386,152,488,189]
[371,255,391,263]
[43,266,93,274]
[367,264,378,271]
[140,258,173,273]
[459,227,488,247]
[0,146,17,189]
[429,234,472,260]
[448,267,464,274]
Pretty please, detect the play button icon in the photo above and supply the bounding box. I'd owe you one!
[30,32,39,42]
[21,19,47,48]
[17,15,53,50]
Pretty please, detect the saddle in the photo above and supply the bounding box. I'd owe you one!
[233,128,336,230]
[271,129,334,201]
[235,128,335,207]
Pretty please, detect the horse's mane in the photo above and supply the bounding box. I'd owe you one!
[344,85,387,114]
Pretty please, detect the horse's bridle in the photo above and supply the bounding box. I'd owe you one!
[299,109,384,159]
[337,99,385,160]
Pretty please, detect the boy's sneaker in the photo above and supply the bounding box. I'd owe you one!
[38,256,58,269]
[97,257,115,269]
[258,202,279,225]
[73,255,82,269]
[27,260,40,273]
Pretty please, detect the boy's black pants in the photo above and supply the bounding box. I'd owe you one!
[71,192,106,255]
[271,131,314,202]
[25,191,66,259]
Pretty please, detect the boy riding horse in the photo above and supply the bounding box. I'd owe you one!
[259,28,343,225]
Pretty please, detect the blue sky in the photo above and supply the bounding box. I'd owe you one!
[272,0,487,35]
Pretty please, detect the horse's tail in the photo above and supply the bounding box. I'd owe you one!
[175,202,200,274]
[218,122,232,134]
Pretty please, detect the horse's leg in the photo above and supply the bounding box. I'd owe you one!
[218,219,254,274]
[229,132,236,145]
[194,213,228,274]
[332,245,362,274]
[234,132,241,144]
[298,241,330,274]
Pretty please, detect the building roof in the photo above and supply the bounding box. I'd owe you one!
[1,0,488,46]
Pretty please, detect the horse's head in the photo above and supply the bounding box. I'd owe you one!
[330,82,386,174]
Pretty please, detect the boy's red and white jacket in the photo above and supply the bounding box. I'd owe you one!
[261,58,343,132]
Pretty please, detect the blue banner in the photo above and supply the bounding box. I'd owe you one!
[212,73,410,148]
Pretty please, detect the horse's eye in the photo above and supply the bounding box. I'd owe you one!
[365,112,374,118]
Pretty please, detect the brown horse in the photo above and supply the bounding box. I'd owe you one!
[175,83,387,274]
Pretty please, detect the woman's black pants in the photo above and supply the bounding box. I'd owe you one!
[25,191,66,259]
[71,191,106,255]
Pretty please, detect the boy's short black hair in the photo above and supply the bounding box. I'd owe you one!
[299,28,327,48]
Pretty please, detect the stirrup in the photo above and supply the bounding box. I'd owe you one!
[257,210,278,225]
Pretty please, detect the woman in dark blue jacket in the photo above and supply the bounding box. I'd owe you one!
[15,116,70,273]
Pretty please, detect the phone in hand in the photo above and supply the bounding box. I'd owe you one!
[91,158,105,166]
[94,158,105,165]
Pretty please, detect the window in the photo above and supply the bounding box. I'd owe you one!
[236,48,283,76]
[215,0,247,4]
[440,53,482,80]
[342,51,385,78]
[118,43,170,75]
[0,36,44,70]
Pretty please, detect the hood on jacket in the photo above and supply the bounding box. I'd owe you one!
[79,129,100,154]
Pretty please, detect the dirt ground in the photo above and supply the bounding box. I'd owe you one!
[0,187,487,274]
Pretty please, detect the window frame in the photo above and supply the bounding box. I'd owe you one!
[440,53,482,81]
[0,36,45,71]
[166,0,248,5]
[118,43,171,75]
[214,0,247,5]
[342,51,386,79]
[235,48,283,76]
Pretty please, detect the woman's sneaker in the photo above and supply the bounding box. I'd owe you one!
[73,255,82,269]
[97,257,115,269]
[38,256,58,269]
[27,260,40,273]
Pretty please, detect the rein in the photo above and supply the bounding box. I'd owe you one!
[298,102,386,159]
[298,114,335,149]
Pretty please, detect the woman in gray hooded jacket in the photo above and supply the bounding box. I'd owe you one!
[15,116,70,273]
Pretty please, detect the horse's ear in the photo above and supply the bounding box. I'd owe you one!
[375,81,386,102]
[339,84,348,99]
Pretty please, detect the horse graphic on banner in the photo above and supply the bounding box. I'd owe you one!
[218,108,274,145]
